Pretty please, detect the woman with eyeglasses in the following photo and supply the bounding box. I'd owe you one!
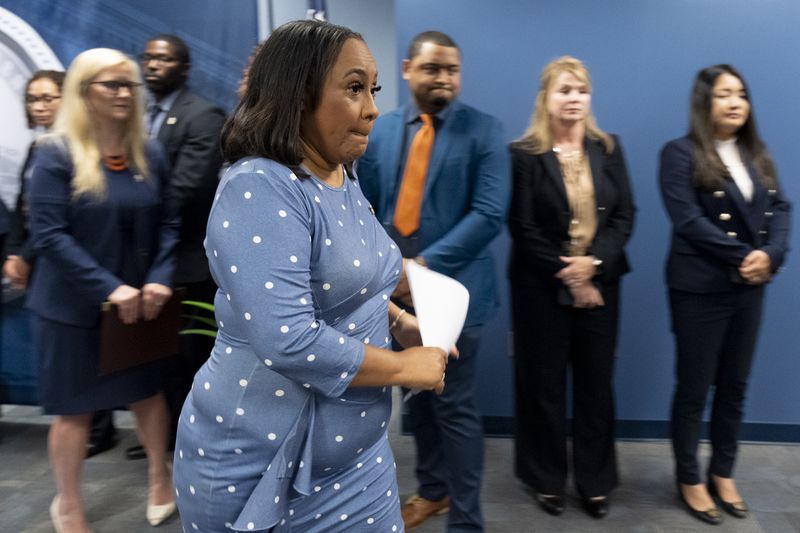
[27,48,180,532]
[3,70,65,288]
[660,65,790,525]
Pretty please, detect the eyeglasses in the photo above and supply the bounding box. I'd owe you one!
[87,80,143,93]
[25,94,61,105]
[139,54,180,65]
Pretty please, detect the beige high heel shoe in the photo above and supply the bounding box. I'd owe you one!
[50,495,63,533]
[146,500,177,526]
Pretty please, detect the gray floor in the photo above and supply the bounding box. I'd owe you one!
[1,400,799,533]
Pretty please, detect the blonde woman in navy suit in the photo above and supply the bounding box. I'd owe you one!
[27,48,179,531]
[660,64,790,524]
[508,56,635,519]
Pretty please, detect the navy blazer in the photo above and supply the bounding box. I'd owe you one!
[358,101,512,327]
[156,87,225,284]
[508,135,636,288]
[27,139,180,328]
[659,136,791,293]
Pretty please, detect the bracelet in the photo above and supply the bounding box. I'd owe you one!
[390,309,406,330]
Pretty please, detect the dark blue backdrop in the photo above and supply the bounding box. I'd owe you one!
[396,0,800,440]
[2,0,259,111]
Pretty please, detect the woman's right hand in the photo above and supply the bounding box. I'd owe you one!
[108,284,141,324]
[3,255,31,288]
[398,346,448,394]
[569,282,604,308]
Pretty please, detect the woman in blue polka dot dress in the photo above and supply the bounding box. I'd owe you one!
[172,20,449,532]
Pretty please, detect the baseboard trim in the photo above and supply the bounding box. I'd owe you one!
[401,415,800,444]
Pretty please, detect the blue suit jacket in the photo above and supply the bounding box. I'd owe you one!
[358,101,511,326]
[27,139,180,328]
[659,136,791,293]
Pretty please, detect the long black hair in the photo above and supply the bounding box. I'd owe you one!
[688,64,777,189]
[221,20,363,167]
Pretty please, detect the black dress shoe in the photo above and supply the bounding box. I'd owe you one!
[677,486,722,525]
[125,444,147,460]
[707,480,749,518]
[86,434,118,458]
[535,493,565,516]
[582,497,609,519]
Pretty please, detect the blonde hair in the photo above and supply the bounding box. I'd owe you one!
[515,56,614,155]
[49,48,149,199]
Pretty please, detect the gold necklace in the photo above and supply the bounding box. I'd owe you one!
[552,146,583,158]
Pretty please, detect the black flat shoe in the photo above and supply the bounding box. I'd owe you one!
[707,480,749,518]
[535,493,565,516]
[677,486,722,525]
[582,497,609,519]
[86,434,118,458]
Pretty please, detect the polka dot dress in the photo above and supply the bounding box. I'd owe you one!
[173,158,404,532]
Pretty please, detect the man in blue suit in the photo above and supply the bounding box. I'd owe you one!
[358,31,511,532]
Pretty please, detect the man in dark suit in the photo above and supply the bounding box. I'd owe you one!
[132,34,225,456]
[358,31,511,532]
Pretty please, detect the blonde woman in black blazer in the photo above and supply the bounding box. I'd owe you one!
[508,56,635,519]
[660,64,790,525]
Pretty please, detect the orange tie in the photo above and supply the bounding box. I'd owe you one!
[394,114,435,236]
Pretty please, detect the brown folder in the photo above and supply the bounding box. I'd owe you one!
[98,290,184,375]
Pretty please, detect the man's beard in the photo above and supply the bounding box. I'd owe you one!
[430,95,450,111]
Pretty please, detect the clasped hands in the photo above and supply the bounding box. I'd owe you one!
[739,250,771,285]
[107,283,172,324]
[555,255,604,309]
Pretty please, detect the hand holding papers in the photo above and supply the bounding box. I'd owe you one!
[403,260,470,399]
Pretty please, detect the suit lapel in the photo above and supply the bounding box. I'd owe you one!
[542,150,568,205]
[422,104,457,196]
[156,88,188,144]
[742,160,768,237]
[585,137,604,203]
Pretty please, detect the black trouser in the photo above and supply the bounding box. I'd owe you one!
[511,282,620,498]
[669,286,763,485]
[165,278,217,447]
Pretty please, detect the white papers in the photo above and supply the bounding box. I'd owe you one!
[402,261,469,401]
[405,260,470,354]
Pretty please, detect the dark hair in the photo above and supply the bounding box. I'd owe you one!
[221,20,363,166]
[148,34,190,64]
[407,30,458,59]
[688,64,777,189]
[25,70,65,128]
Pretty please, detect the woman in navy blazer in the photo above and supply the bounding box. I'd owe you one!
[508,56,635,519]
[660,64,790,525]
[27,48,180,531]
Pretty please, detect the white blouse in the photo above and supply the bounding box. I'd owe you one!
[714,137,753,202]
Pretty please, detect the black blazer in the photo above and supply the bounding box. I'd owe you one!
[508,135,635,288]
[659,136,791,293]
[155,87,225,284]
